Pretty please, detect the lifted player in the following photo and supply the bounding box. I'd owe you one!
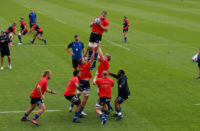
[93,71,114,125]
[18,18,28,45]
[88,11,109,70]
[21,70,56,126]
[28,22,46,44]
[123,16,130,42]
[5,22,18,46]
[110,70,130,120]
[64,70,82,123]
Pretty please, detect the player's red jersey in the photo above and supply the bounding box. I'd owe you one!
[6,25,15,33]
[64,76,79,96]
[30,77,48,97]
[96,77,114,98]
[98,58,109,78]
[32,24,43,33]
[21,22,28,32]
[92,17,109,35]
[123,20,129,30]
[78,61,92,80]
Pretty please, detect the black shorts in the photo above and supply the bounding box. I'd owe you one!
[79,79,90,90]
[30,97,43,105]
[123,29,128,33]
[1,48,10,57]
[117,95,130,104]
[72,59,79,69]
[37,32,43,36]
[64,95,81,105]
[89,32,102,43]
[198,60,200,67]
[30,22,36,28]
[21,30,27,35]
[96,97,111,108]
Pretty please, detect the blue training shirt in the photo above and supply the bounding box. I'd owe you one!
[68,41,84,59]
[29,13,37,23]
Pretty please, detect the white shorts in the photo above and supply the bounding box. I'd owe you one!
[77,88,90,96]
[88,42,98,48]
[8,33,13,37]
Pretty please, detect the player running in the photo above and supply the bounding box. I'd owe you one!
[0,30,12,70]
[5,22,18,46]
[28,22,46,44]
[29,9,37,29]
[21,70,56,126]
[88,11,109,70]
[110,70,130,120]
[64,70,83,123]
[18,18,28,45]
[93,71,114,125]
[123,16,130,43]
[66,35,86,71]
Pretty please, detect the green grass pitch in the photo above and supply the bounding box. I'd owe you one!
[0,0,200,130]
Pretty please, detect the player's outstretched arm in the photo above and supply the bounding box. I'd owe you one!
[93,72,98,85]
[46,88,56,94]
[98,47,105,61]
[110,73,120,79]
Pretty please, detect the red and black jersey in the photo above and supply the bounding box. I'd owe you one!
[32,24,43,33]
[5,25,15,33]
[20,22,28,32]
[123,20,129,30]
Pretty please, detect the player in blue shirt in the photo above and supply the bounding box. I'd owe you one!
[29,9,37,29]
[66,35,86,71]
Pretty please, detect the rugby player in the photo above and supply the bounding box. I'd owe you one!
[29,9,37,29]
[97,47,113,112]
[21,70,56,126]
[64,70,82,123]
[18,18,28,45]
[88,11,109,70]
[123,16,130,42]
[28,22,46,44]
[0,30,12,70]
[110,70,130,120]
[93,71,114,125]
[5,22,18,46]
[66,35,86,71]
[196,51,200,79]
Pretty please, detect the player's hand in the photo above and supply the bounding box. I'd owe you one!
[119,85,122,88]
[41,95,45,100]
[71,53,75,56]
[52,91,56,94]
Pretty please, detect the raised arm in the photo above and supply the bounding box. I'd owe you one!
[93,72,98,85]
[110,73,120,79]
[98,47,105,61]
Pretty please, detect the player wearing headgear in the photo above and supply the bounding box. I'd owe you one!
[110,70,130,120]
[5,22,18,46]
[123,16,130,42]
[93,71,114,125]
[88,11,109,70]
[28,22,46,44]
[21,70,56,126]
[18,18,28,45]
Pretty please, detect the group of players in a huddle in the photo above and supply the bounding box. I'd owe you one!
[3,11,130,126]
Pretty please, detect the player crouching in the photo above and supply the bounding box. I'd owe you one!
[5,22,18,46]
[93,71,114,125]
[21,70,56,126]
[64,70,83,123]
[18,18,28,45]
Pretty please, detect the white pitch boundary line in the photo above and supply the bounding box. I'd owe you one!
[37,11,46,15]
[194,103,200,106]
[105,39,131,51]
[55,19,66,24]
[0,110,61,114]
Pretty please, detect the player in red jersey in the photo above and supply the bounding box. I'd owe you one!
[21,70,56,126]
[93,71,114,125]
[88,11,109,70]
[18,18,28,45]
[28,22,46,44]
[123,16,130,42]
[5,22,18,46]
[64,70,83,123]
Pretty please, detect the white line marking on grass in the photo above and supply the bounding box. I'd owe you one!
[194,103,200,106]
[23,5,30,9]
[0,110,61,114]
[55,19,66,24]
[37,11,46,15]
[105,39,130,51]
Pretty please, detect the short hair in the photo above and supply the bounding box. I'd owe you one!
[73,70,79,76]
[102,70,108,77]
[102,11,107,15]
[20,18,24,20]
[74,35,79,38]
[119,70,125,75]
[124,16,127,18]
[43,70,51,77]
[105,53,112,61]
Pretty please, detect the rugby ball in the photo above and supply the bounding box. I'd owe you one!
[94,18,100,25]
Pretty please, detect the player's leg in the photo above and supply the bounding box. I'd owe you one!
[37,32,46,44]
[95,99,107,125]
[18,33,22,44]
[72,97,82,123]
[1,55,4,70]
[69,90,81,112]
[113,97,122,118]
[197,61,200,79]
[79,95,88,116]
[9,34,13,46]
[106,102,113,113]
[123,31,127,42]
[7,55,12,69]
[31,100,45,126]
[31,33,37,44]
[21,104,36,121]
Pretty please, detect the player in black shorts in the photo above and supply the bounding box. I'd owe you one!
[110,70,130,120]
[0,30,12,70]
[123,16,130,43]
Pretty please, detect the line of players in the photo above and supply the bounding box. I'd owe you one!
[20,11,130,126]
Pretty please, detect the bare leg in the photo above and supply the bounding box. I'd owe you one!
[26,104,36,115]
[36,103,46,116]
[1,57,3,67]
[8,56,11,65]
